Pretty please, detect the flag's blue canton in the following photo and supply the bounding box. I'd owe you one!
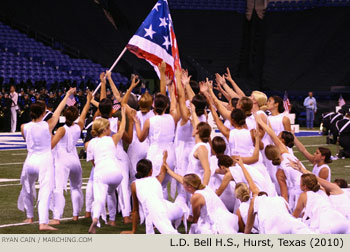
[134,0,173,55]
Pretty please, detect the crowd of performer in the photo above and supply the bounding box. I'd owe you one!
[16,64,350,234]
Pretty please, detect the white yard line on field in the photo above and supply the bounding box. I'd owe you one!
[0,162,24,166]
[0,216,86,228]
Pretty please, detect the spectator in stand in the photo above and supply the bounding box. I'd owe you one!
[303,92,317,129]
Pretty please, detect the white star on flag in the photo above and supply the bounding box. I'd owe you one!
[159,17,167,27]
[144,24,156,39]
[153,2,161,11]
[162,36,171,50]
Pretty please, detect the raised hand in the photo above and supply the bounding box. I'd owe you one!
[224,67,233,82]
[100,72,106,83]
[67,87,76,96]
[130,75,140,88]
[105,71,112,80]
[215,73,225,86]
[158,60,166,73]
[181,69,191,85]
[86,91,93,101]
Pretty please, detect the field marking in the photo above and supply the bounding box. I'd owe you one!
[0,162,24,166]
[345,165,350,168]
[0,216,85,229]
[0,178,20,182]
[11,153,27,156]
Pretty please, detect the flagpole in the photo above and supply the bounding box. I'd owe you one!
[92,47,128,96]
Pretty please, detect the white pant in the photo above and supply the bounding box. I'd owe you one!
[18,152,54,224]
[92,166,123,222]
[11,107,17,132]
[53,153,83,220]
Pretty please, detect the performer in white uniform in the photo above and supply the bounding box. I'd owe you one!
[267,95,292,135]
[294,136,332,181]
[86,107,126,234]
[121,154,183,234]
[166,167,238,234]
[238,156,312,234]
[18,88,75,231]
[50,92,92,224]
[134,88,178,198]
[127,92,154,180]
[293,174,350,234]
[288,160,350,220]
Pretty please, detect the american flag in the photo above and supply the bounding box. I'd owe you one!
[338,94,346,107]
[66,94,76,106]
[283,91,291,113]
[126,0,181,82]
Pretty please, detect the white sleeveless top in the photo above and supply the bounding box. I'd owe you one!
[229,128,254,157]
[238,200,259,233]
[329,192,350,220]
[134,177,165,231]
[312,164,331,182]
[279,153,302,190]
[129,110,154,147]
[23,121,51,153]
[86,136,118,165]
[268,113,285,136]
[56,124,81,155]
[245,114,256,130]
[193,186,238,234]
[187,142,212,180]
[149,114,175,144]
[253,195,290,233]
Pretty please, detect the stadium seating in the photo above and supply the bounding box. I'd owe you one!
[0,21,128,88]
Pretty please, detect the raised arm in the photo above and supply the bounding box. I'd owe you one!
[215,73,239,99]
[106,71,122,103]
[177,69,191,124]
[47,87,76,131]
[99,72,107,101]
[287,158,342,195]
[121,75,140,106]
[244,195,256,234]
[158,61,166,95]
[236,157,260,195]
[208,99,230,140]
[255,113,288,154]
[51,126,66,149]
[168,82,178,123]
[77,91,92,130]
[165,162,184,185]
[224,67,245,98]
[112,106,126,145]
[293,134,315,163]
[238,129,260,165]
[203,81,231,121]
[133,116,149,142]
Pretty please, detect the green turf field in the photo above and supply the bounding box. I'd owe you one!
[0,136,349,234]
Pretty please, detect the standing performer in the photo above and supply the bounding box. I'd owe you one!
[86,107,126,234]
[267,95,292,134]
[18,88,75,230]
[127,92,154,180]
[134,84,178,198]
[50,91,92,224]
